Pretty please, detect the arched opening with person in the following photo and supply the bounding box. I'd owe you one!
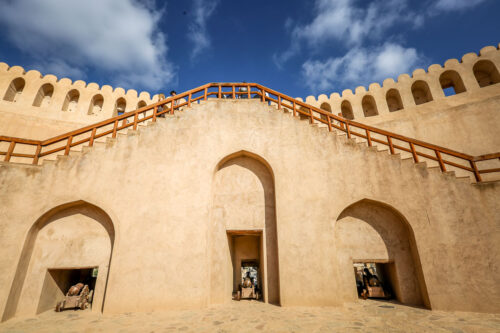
[334,199,430,308]
[209,151,280,306]
[1,200,115,321]
[473,60,500,87]
[3,77,25,102]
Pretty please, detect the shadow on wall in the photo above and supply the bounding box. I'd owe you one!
[335,199,430,309]
[1,200,115,322]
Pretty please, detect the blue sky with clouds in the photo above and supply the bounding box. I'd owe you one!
[0,0,498,98]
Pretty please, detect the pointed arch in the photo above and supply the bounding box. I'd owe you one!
[411,80,433,105]
[32,83,54,107]
[62,89,80,112]
[386,89,403,112]
[2,200,115,321]
[473,60,500,87]
[3,77,25,102]
[210,150,280,306]
[361,95,378,117]
[335,199,430,308]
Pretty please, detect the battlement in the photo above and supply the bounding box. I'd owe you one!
[299,44,500,121]
[0,62,163,124]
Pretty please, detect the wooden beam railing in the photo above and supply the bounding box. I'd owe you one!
[1,83,499,183]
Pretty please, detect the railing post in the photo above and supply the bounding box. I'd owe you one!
[89,128,97,147]
[387,136,395,154]
[292,101,297,117]
[112,120,118,138]
[64,136,73,156]
[133,111,138,130]
[278,96,281,110]
[152,105,158,122]
[218,85,222,99]
[261,88,265,102]
[309,108,314,124]
[435,150,446,172]
[366,130,372,147]
[232,85,236,99]
[188,93,192,107]
[247,84,251,99]
[338,113,345,130]
[469,160,482,182]
[346,123,351,138]
[204,88,208,101]
[170,99,174,114]
[327,116,332,132]
[33,144,41,165]
[409,142,419,163]
[4,141,16,162]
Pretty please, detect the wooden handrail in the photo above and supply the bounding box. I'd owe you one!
[0,82,498,183]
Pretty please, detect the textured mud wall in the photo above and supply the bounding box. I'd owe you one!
[0,100,498,322]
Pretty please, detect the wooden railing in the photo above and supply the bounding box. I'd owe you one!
[1,83,499,182]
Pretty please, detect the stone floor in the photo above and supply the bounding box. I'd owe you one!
[1,300,499,333]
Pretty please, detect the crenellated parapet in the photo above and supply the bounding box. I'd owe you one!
[299,44,500,120]
[0,63,163,124]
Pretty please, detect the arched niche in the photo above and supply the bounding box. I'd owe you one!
[88,94,104,115]
[411,80,433,105]
[386,89,403,112]
[209,151,280,306]
[62,89,80,112]
[320,102,331,121]
[439,70,466,96]
[473,60,500,87]
[361,95,378,117]
[32,83,54,107]
[3,77,25,102]
[334,199,430,308]
[137,100,147,109]
[114,97,126,116]
[2,200,115,322]
[341,100,354,120]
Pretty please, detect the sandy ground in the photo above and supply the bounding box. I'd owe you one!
[1,300,499,333]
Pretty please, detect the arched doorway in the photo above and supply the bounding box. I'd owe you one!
[334,199,429,308]
[209,151,280,305]
[2,201,115,321]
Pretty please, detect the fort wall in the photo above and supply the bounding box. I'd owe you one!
[0,63,161,139]
[301,44,500,155]
[0,101,498,320]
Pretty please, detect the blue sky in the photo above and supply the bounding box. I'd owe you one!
[0,0,498,98]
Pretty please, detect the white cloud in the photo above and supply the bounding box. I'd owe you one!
[433,0,488,11]
[0,0,175,90]
[302,43,423,93]
[187,0,219,61]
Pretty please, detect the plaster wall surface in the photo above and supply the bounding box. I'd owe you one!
[0,100,498,322]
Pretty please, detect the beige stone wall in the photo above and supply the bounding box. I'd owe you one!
[0,100,498,322]
[0,62,160,139]
[302,44,500,155]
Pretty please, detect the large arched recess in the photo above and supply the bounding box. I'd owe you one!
[2,200,115,321]
[334,199,430,308]
[209,151,280,305]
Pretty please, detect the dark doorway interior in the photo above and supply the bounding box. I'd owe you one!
[37,267,98,314]
[353,262,395,301]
